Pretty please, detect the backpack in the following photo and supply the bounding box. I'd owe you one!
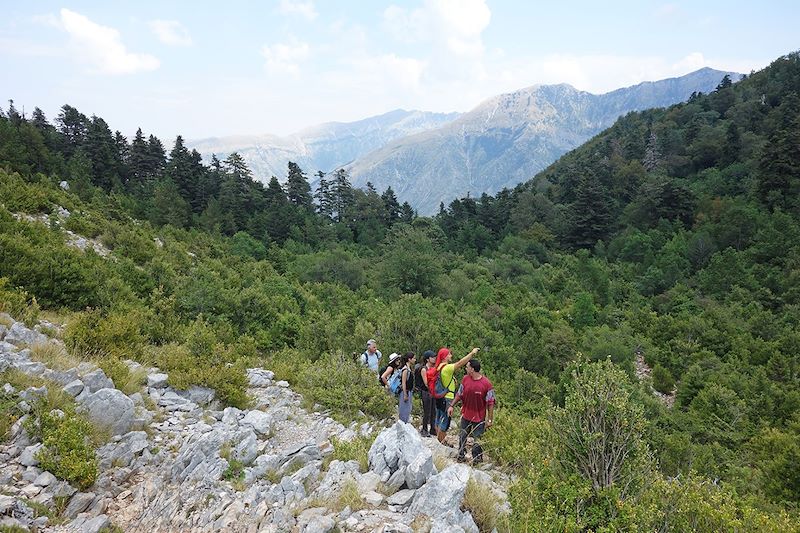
[388,367,406,395]
[427,363,454,399]
[413,363,427,392]
[378,365,389,386]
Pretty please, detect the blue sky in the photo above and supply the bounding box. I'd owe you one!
[2,1,798,141]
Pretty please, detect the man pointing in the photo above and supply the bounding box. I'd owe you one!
[448,359,495,464]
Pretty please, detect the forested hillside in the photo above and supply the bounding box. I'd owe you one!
[2,52,800,531]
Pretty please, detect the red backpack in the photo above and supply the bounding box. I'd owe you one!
[426,363,453,399]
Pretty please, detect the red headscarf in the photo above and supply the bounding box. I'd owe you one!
[434,347,450,369]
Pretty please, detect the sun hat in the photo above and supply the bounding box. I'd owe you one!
[388,352,401,363]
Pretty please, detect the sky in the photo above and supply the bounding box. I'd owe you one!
[2,1,798,142]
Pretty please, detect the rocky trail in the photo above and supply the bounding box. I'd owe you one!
[0,313,510,532]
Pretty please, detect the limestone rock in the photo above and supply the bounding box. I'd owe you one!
[19,443,42,466]
[81,388,135,436]
[64,492,96,519]
[147,373,169,389]
[33,471,57,487]
[241,409,271,435]
[82,369,114,393]
[247,368,275,387]
[407,464,477,532]
[63,379,85,397]
[5,322,49,346]
[369,421,436,489]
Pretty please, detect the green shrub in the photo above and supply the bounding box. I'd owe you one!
[0,171,53,214]
[274,350,394,423]
[0,389,22,443]
[651,364,675,394]
[63,211,104,238]
[324,433,373,472]
[24,400,98,489]
[65,308,145,360]
[98,357,147,395]
[0,277,39,326]
[156,344,250,408]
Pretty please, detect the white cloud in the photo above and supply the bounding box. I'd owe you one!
[383,0,490,56]
[148,19,192,46]
[655,3,683,19]
[261,38,310,75]
[55,8,159,74]
[278,0,318,20]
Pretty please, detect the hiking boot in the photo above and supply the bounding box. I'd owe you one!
[420,430,430,438]
[456,456,467,463]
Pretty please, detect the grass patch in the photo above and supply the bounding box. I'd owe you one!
[23,499,63,523]
[28,342,80,371]
[433,454,449,473]
[334,478,366,512]
[0,277,40,327]
[323,433,373,472]
[462,477,510,533]
[0,389,22,443]
[97,357,147,396]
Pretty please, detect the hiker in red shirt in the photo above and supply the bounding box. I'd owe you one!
[448,359,495,464]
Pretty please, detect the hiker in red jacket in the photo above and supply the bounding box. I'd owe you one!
[448,358,495,464]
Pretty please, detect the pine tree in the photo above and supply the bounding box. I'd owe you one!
[167,135,199,207]
[114,131,130,186]
[381,186,401,226]
[264,176,291,243]
[286,162,312,211]
[147,135,166,177]
[569,173,612,249]
[399,202,415,223]
[56,104,88,158]
[331,168,354,223]
[84,116,118,190]
[314,172,333,220]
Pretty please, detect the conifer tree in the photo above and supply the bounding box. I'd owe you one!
[331,168,354,223]
[381,186,401,226]
[286,162,312,211]
[56,104,88,158]
[85,116,118,190]
[314,172,333,220]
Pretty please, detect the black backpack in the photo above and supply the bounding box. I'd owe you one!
[413,363,427,392]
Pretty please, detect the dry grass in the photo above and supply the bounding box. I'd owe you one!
[28,342,81,371]
[0,314,13,328]
[433,453,450,473]
[462,477,510,533]
[334,478,366,512]
[115,365,148,396]
[409,514,431,532]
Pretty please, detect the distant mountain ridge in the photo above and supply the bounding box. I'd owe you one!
[188,68,740,214]
[347,68,742,214]
[187,109,460,183]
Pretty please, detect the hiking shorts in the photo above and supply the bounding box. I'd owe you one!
[435,398,451,432]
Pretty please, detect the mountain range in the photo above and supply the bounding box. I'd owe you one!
[188,67,740,214]
[187,109,459,185]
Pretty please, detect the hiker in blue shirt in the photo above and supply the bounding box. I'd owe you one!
[361,339,381,373]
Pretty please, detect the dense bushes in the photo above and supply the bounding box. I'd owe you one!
[24,398,98,490]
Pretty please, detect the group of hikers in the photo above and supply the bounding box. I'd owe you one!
[360,339,495,464]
